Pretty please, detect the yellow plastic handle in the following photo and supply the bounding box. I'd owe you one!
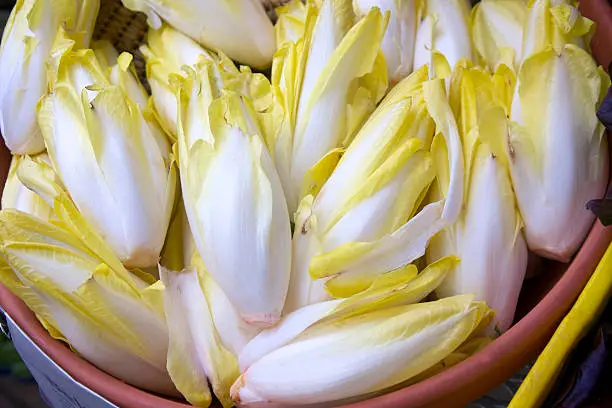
[509,243,612,408]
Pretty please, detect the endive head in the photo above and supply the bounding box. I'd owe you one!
[471,0,527,70]
[275,0,389,214]
[521,0,594,63]
[288,68,469,300]
[121,0,275,69]
[285,68,439,301]
[508,44,609,261]
[0,195,175,395]
[294,0,387,136]
[177,74,291,328]
[431,64,528,332]
[2,154,53,221]
[37,37,177,268]
[310,70,435,246]
[292,74,464,301]
[0,0,99,154]
[233,294,492,405]
[286,78,458,310]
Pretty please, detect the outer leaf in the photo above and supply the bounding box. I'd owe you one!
[2,155,53,220]
[160,265,239,408]
[239,299,341,371]
[283,195,330,313]
[192,253,260,357]
[471,0,527,70]
[413,0,472,71]
[275,0,308,49]
[326,256,457,317]
[232,295,491,405]
[432,144,527,331]
[423,78,464,223]
[354,0,419,84]
[520,0,594,63]
[311,200,446,295]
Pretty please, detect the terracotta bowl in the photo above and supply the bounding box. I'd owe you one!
[1,1,612,407]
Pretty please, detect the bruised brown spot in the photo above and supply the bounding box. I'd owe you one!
[230,374,246,403]
[243,313,281,328]
[507,129,516,161]
[508,141,515,160]
[300,215,312,235]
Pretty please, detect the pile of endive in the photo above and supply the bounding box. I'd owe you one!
[0,0,608,405]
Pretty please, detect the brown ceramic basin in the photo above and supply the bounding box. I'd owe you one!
[1,1,612,407]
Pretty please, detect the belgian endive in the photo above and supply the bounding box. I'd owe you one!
[0,163,175,395]
[2,154,53,221]
[270,0,388,214]
[354,0,419,84]
[176,65,291,328]
[286,67,466,312]
[121,0,275,69]
[0,0,99,154]
[471,0,527,70]
[37,37,177,268]
[413,0,473,73]
[508,44,609,261]
[429,64,528,332]
[232,293,491,405]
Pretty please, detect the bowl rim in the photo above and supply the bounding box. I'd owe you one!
[1,0,612,407]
